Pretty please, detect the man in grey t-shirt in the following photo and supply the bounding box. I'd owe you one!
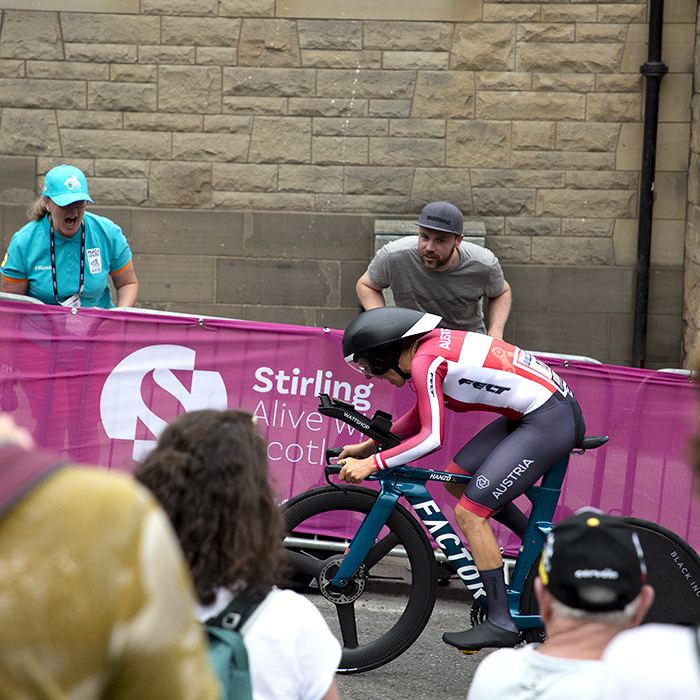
[356,202,512,338]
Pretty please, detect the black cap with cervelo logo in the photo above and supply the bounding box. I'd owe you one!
[538,509,647,612]
[415,201,463,236]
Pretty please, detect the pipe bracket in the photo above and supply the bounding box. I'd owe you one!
[639,61,669,77]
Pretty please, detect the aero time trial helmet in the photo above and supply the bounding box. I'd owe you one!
[342,308,441,378]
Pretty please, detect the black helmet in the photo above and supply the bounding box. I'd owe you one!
[342,308,441,377]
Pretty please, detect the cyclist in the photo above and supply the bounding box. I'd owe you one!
[338,307,586,652]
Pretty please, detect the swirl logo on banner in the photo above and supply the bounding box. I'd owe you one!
[100,344,228,460]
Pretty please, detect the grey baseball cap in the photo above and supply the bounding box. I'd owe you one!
[415,201,463,236]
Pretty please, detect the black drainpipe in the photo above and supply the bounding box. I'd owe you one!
[632,0,668,367]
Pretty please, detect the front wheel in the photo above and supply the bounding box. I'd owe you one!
[282,486,438,673]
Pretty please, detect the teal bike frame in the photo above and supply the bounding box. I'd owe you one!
[318,393,596,630]
[327,458,567,629]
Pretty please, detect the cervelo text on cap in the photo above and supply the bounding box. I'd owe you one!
[538,510,647,612]
[415,201,463,236]
[42,165,94,207]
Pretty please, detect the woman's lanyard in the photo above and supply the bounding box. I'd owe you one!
[49,222,85,307]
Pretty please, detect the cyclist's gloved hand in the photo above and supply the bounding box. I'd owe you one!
[338,438,377,461]
[338,456,379,484]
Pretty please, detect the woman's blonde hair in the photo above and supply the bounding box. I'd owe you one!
[27,196,50,222]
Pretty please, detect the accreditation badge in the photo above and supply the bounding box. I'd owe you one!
[87,248,102,274]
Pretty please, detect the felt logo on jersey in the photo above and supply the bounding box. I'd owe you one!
[476,475,490,489]
[100,345,227,461]
[458,378,511,395]
[492,459,534,500]
[428,371,436,398]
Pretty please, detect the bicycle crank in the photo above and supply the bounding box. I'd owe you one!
[318,556,368,604]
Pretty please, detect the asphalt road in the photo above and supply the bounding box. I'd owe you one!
[301,577,497,700]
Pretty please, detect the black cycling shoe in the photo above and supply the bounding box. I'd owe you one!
[442,620,520,653]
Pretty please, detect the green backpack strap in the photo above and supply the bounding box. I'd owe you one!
[205,626,254,700]
[206,585,273,632]
[204,585,273,700]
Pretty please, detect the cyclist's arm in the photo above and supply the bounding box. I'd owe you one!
[339,439,376,460]
[390,403,421,438]
[373,354,447,470]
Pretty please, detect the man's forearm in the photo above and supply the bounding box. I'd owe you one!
[356,273,386,310]
[486,282,512,340]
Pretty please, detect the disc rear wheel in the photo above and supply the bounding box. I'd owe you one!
[622,517,700,626]
[519,517,700,641]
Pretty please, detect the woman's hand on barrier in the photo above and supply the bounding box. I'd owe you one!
[0,414,34,451]
[338,456,379,484]
[338,439,376,461]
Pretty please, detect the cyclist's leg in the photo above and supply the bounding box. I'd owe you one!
[446,416,529,538]
[443,415,509,499]
[443,397,581,651]
[448,506,520,645]
[443,418,524,647]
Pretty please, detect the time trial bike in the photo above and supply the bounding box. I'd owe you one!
[283,394,700,673]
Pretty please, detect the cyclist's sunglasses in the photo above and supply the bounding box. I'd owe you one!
[344,353,392,378]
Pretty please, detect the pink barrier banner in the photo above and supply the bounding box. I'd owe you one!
[1,300,699,555]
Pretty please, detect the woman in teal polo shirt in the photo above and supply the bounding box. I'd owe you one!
[1,164,138,308]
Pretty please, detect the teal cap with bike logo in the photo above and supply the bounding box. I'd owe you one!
[43,165,94,207]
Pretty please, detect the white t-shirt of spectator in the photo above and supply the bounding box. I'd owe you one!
[198,587,341,700]
[467,644,604,700]
[600,623,700,700]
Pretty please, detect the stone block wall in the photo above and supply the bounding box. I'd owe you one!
[683,11,700,368]
[0,1,696,367]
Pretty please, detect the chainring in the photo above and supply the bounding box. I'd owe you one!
[319,556,368,605]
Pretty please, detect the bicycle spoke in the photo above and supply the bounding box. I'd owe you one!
[364,530,400,569]
[286,550,325,579]
[336,602,359,649]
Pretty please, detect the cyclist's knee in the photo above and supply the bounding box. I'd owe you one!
[454,502,486,530]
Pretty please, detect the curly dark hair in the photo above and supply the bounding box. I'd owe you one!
[134,409,288,605]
